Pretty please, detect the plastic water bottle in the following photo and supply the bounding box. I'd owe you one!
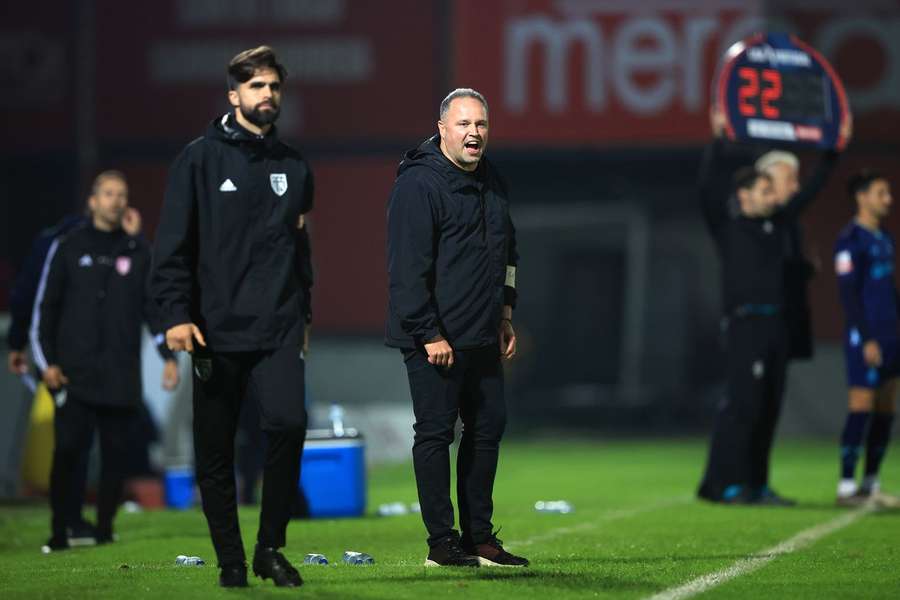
[377,502,409,516]
[343,551,374,565]
[175,555,205,566]
[329,404,345,437]
[534,500,574,514]
[303,553,329,565]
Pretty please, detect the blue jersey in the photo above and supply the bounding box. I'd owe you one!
[834,222,899,344]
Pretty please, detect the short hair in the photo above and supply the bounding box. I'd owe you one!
[439,88,488,121]
[91,170,127,195]
[733,167,768,192]
[755,150,799,174]
[848,169,887,201]
[227,46,287,90]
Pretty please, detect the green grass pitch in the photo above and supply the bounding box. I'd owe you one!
[2,439,899,598]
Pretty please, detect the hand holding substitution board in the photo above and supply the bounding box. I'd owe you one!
[713,32,851,151]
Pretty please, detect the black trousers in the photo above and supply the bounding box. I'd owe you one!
[191,345,307,567]
[50,395,135,537]
[699,316,788,499]
[403,345,506,548]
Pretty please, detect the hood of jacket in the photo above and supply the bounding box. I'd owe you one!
[206,113,281,151]
[397,135,490,192]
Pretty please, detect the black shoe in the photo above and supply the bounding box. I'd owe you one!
[425,535,480,567]
[219,563,249,588]
[698,483,754,505]
[95,526,118,545]
[41,535,70,554]
[718,485,755,505]
[752,487,796,507]
[464,531,529,567]
[67,519,97,547]
[252,546,303,587]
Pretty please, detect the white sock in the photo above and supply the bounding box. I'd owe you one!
[837,478,858,498]
[861,475,880,494]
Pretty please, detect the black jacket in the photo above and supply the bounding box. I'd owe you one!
[7,214,86,351]
[386,136,518,349]
[33,224,173,406]
[152,114,314,352]
[698,139,837,316]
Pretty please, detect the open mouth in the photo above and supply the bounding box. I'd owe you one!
[464,139,482,154]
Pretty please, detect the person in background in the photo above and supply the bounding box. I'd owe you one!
[755,149,838,362]
[32,170,178,552]
[834,171,900,507]
[7,202,142,546]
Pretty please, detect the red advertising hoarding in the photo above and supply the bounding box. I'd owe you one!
[453,0,900,146]
[94,0,440,144]
[2,5,76,151]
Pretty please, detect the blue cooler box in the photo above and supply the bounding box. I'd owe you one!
[300,429,366,518]
[164,466,195,509]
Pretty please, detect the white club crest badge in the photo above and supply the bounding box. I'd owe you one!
[115,256,132,276]
[270,173,288,197]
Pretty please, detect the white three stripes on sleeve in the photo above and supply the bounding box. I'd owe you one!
[29,238,60,372]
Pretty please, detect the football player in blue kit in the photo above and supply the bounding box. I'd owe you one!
[834,171,900,507]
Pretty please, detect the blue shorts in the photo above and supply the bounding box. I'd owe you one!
[845,335,900,389]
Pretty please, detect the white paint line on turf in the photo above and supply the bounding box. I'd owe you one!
[643,506,874,600]
[504,496,693,550]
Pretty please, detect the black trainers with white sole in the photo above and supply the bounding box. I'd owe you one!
[41,535,70,554]
[67,519,98,547]
[464,533,529,567]
[424,536,480,567]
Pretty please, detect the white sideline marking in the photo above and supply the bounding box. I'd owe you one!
[504,496,692,550]
[643,506,873,600]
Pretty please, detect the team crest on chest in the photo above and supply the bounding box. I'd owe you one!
[115,256,132,276]
[270,173,288,197]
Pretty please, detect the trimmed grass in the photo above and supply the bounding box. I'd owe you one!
[1,439,898,598]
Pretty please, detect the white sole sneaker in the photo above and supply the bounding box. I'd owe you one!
[423,558,479,567]
[476,556,522,567]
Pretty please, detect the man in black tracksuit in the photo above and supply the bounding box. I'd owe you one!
[696,110,851,504]
[10,210,144,544]
[386,88,528,568]
[34,171,178,551]
[151,47,312,588]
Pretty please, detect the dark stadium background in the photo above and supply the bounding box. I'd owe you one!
[2,0,899,438]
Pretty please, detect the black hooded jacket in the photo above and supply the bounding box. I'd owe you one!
[386,136,518,349]
[152,114,314,352]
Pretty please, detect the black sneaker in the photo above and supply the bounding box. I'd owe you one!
[424,536,480,567]
[718,484,755,505]
[464,531,529,567]
[752,487,796,507]
[95,526,118,545]
[252,546,303,587]
[41,535,70,554]
[219,563,249,588]
[67,519,98,547]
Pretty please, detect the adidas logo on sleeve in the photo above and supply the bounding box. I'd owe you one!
[219,179,237,192]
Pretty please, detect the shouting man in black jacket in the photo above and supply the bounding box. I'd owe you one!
[152,46,313,588]
[386,89,527,568]
[34,170,179,552]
